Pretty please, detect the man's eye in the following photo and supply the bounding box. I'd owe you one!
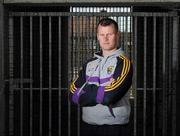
[107,33,113,36]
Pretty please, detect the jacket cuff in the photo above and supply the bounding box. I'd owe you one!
[96,86,105,104]
[72,89,85,104]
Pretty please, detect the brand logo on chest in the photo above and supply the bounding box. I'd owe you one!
[87,63,97,74]
[107,66,114,75]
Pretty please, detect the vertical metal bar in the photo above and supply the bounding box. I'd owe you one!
[119,15,122,47]
[29,16,33,136]
[9,15,14,136]
[84,12,87,60]
[81,16,84,64]
[162,16,167,136]
[122,12,125,49]
[153,16,157,136]
[143,16,147,136]
[172,16,178,136]
[87,16,90,59]
[20,16,24,136]
[129,15,133,100]
[58,16,61,136]
[124,16,128,56]
[168,17,172,136]
[48,16,52,136]
[72,14,78,135]
[77,16,81,69]
[74,15,78,74]
[0,1,5,135]
[115,16,118,30]
[85,11,91,59]
[128,16,133,60]
[39,16,43,136]
[72,16,75,78]
[91,16,95,55]
[96,17,100,52]
[133,16,137,136]
[78,16,81,136]
[68,16,72,136]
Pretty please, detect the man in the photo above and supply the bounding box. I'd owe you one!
[70,18,133,136]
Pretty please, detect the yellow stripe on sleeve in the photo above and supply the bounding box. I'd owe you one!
[70,75,80,93]
[70,81,77,93]
[105,55,131,92]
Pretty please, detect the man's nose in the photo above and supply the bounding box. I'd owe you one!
[104,35,109,39]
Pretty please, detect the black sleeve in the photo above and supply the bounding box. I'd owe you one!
[101,56,133,105]
[78,84,98,106]
[69,64,87,104]
[69,58,99,106]
[70,55,133,106]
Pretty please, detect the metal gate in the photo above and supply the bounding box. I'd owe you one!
[4,7,178,136]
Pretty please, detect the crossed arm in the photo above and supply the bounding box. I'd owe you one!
[70,56,133,106]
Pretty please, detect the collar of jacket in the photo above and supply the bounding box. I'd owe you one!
[94,47,125,59]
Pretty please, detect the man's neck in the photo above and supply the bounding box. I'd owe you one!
[102,48,117,57]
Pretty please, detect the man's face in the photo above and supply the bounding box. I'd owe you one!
[97,24,119,52]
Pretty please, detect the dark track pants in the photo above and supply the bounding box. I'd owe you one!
[80,122,130,136]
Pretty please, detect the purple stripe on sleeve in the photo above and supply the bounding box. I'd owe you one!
[72,89,85,104]
[86,76,100,82]
[100,76,113,84]
[96,86,105,104]
[86,75,113,84]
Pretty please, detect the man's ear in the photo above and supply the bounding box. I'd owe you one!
[116,32,120,43]
[97,33,99,41]
[117,31,121,39]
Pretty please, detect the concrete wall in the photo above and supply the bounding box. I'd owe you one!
[3,0,180,4]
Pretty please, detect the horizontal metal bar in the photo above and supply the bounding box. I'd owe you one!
[10,87,167,91]
[9,11,178,17]
[4,79,33,83]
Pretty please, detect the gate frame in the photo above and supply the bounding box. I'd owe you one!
[0,4,179,136]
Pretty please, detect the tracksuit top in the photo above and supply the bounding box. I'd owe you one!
[70,48,133,125]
